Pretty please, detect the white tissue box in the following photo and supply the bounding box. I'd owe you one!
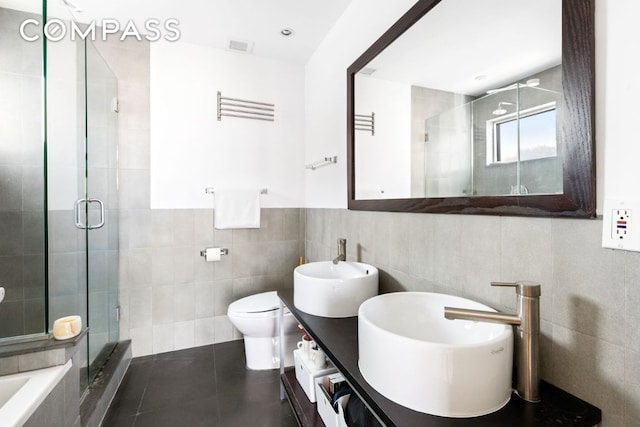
[294,349,337,403]
[315,379,350,427]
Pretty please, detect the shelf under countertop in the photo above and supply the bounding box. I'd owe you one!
[278,290,601,427]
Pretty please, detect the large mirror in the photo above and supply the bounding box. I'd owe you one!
[347,0,595,217]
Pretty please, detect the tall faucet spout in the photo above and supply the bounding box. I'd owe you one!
[444,307,521,326]
[444,281,541,403]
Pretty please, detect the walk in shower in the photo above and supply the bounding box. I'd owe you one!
[0,0,119,394]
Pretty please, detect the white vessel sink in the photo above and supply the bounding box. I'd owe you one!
[358,292,513,418]
[294,261,378,318]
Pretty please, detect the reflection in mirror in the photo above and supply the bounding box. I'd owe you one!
[348,0,595,217]
[353,0,562,200]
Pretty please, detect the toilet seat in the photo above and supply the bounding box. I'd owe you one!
[228,291,290,319]
[227,290,299,370]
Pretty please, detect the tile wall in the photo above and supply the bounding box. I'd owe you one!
[118,207,304,357]
[0,7,46,339]
[305,208,639,427]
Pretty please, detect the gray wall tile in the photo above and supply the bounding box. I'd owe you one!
[151,247,174,286]
[152,285,174,325]
[500,217,553,316]
[552,219,625,345]
[173,283,195,322]
[195,281,215,319]
[173,209,195,246]
[0,355,18,374]
[626,349,640,426]
[119,209,153,249]
[151,209,174,247]
[194,209,214,247]
[128,287,152,328]
[551,325,625,426]
[213,279,233,316]
[119,248,152,289]
[0,165,23,211]
[22,210,45,254]
[0,211,23,256]
[172,246,195,284]
[17,349,65,371]
[119,170,150,210]
[625,251,640,353]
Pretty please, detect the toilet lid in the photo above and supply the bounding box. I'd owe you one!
[228,291,289,317]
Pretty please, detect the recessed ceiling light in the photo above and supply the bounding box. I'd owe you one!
[280,28,294,37]
[526,78,540,87]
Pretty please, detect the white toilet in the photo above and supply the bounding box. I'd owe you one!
[227,291,299,370]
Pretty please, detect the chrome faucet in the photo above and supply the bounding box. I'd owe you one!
[444,281,541,403]
[332,238,346,264]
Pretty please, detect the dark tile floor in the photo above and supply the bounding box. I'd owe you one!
[102,341,298,427]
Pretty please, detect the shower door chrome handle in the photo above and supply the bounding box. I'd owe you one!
[87,198,105,229]
[74,198,105,230]
[74,198,86,229]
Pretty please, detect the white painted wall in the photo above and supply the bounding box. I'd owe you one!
[150,41,305,209]
[354,75,411,199]
[596,0,640,208]
[304,0,417,208]
[305,0,640,214]
[147,0,639,212]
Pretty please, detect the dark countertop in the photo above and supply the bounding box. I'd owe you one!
[279,290,601,427]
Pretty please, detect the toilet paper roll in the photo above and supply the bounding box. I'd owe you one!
[205,247,221,262]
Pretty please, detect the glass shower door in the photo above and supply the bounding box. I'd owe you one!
[44,2,119,392]
[84,40,119,384]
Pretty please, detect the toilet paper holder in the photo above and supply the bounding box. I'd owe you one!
[200,248,229,257]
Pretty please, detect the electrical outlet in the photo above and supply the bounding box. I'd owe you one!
[611,209,631,239]
[0,287,4,303]
[602,199,640,252]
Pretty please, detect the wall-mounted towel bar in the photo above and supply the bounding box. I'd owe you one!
[355,112,375,135]
[305,156,338,171]
[205,188,268,195]
[217,91,275,122]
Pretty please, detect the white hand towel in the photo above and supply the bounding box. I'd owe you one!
[214,189,261,229]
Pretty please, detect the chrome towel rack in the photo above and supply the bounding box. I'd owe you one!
[305,156,337,171]
[355,112,375,135]
[217,91,275,122]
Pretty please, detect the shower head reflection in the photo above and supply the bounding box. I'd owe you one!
[492,102,514,116]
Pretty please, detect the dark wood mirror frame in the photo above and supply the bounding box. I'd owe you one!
[347,0,595,217]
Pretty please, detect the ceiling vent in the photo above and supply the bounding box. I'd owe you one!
[228,39,253,54]
[359,67,377,76]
